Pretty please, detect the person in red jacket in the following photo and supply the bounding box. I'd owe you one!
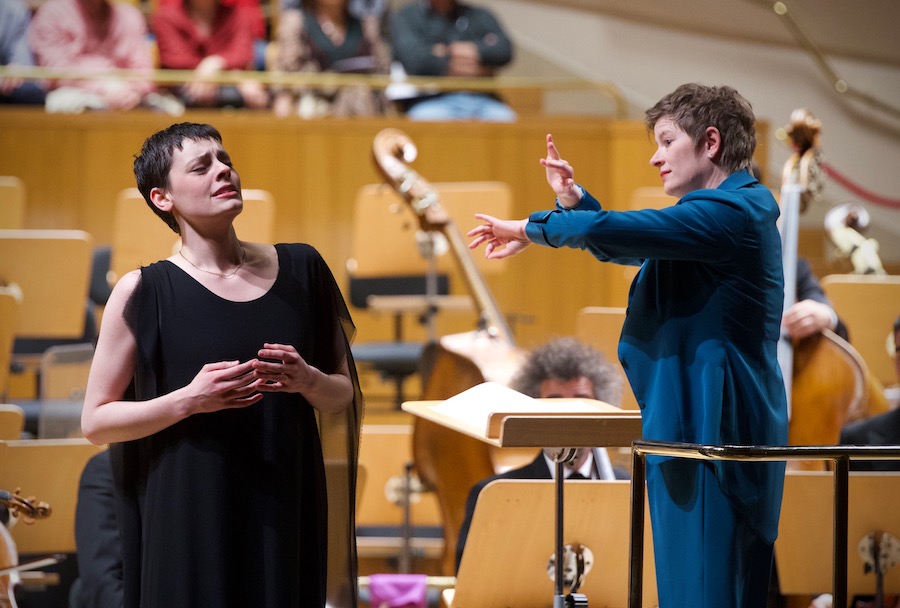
[153,0,269,108]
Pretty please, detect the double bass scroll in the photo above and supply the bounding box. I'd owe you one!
[372,128,515,344]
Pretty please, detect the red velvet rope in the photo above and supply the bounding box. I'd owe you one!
[821,161,900,209]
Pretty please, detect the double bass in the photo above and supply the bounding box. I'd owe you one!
[372,128,525,575]
[777,109,888,469]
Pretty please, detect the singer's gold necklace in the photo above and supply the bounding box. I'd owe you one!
[178,246,246,279]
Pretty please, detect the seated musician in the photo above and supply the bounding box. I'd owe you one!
[455,337,629,572]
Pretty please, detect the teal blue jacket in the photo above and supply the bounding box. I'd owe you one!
[526,170,788,543]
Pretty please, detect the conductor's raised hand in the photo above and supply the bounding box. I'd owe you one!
[467,214,530,259]
[185,359,263,413]
[252,343,318,394]
[540,134,582,208]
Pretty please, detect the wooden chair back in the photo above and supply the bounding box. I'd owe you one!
[348,181,512,279]
[0,176,25,229]
[0,404,25,440]
[34,343,95,439]
[776,470,900,595]
[39,343,94,401]
[0,439,105,554]
[0,230,93,339]
[449,480,657,608]
[110,188,277,283]
[357,423,440,527]
[0,285,21,399]
[821,274,900,387]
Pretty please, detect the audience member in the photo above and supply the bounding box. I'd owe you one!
[27,0,177,113]
[0,0,46,105]
[455,337,627,571]
[153,0,269,109]
[158,0,267,68]
[389,0,515,122]
[272,0,391,118]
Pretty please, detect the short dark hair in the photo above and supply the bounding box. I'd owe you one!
[510,337,622,405]
[133,123,223,234]
[645,83,757,174]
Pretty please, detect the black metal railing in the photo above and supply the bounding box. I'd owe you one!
[628,441,900,608]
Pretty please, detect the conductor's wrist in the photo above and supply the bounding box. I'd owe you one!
[556,185,585,209]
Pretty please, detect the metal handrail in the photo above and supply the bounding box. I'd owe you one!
[0,66,628,118]
[628,441,900,608]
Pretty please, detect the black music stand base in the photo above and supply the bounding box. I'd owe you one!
[554,456,589,608]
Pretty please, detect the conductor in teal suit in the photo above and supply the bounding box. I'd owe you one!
[468,83,788,608]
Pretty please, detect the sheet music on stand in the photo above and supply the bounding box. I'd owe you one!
[407,382,642,448]
[403,382,644,607]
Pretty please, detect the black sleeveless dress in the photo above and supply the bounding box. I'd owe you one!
[110,243,362,608]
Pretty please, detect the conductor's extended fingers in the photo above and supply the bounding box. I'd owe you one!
[484,240,515,260]
[540,157,570,173]
[545,133,561,160]
[468,233,490,250]
[468,215,497,248]
[466,223,488,238]
[471,213,497,226]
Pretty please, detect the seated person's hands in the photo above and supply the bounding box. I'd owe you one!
[446,41,492,77]
[184,55,227,105]
[783,299,836,340]
[238,80,269,109]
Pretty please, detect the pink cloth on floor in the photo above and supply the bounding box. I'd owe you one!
[368,573,428,608]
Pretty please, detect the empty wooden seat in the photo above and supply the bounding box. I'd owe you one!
[0,404,25,440]
[0,230,93,341]
[0,176,26,229]
[0,284,22,399]
[576,306,636,410]
[0,439,105,554]
[821,274,900,387]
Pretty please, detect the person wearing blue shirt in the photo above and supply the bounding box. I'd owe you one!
[468,83,788,608]
[0,0,46,105]
[389,0,515,121]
